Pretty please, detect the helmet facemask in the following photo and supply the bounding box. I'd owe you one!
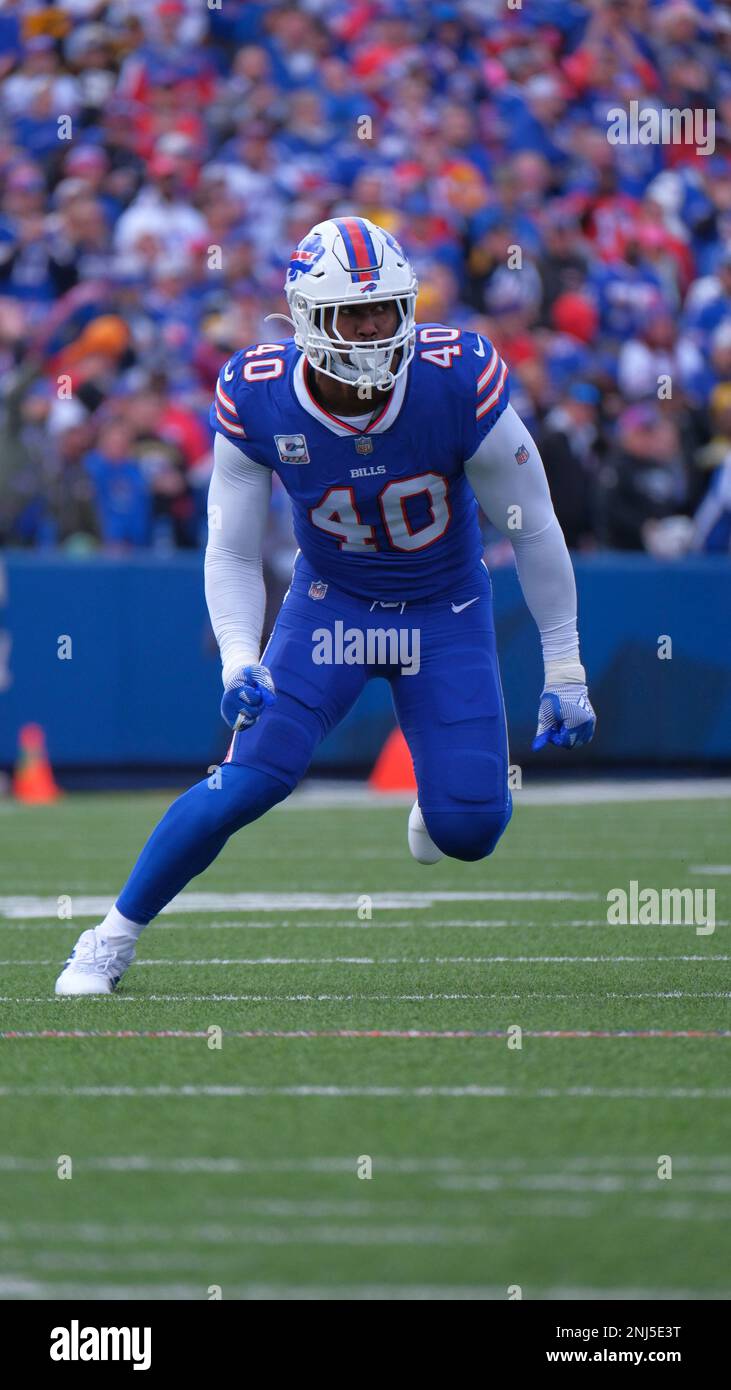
[290,289,417,392]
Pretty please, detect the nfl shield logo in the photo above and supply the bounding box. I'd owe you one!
[308,579,328,601]
[515,443,529,466]
[275,433,310,464]
[354,436,373,455]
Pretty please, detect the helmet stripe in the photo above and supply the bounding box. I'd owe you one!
[335,217,381,282]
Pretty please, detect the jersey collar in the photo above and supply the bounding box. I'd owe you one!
[293,354,408,436]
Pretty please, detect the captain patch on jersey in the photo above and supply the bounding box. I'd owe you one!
[274,434,310,464]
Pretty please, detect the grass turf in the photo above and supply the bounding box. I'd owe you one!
[0,789,728,1300]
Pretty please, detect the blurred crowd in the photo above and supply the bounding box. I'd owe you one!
[2,0,731,561]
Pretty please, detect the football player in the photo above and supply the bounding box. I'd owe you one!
[56,217,595,994]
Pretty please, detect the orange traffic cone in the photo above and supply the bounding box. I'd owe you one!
[13,723,62,803]
[368,727,416,793]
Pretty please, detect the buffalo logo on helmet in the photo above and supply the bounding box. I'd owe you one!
[287,232,326,282]
[382,229,406,258]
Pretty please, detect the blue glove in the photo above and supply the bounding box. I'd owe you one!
[532,683,596,751]
[221,664,276,732]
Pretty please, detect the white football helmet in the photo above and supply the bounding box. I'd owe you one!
[285,217,418,390]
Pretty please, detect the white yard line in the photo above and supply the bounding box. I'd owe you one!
[438,1175,731,1193]
[1,1208,730,1271]
[282,778,731,808]
[4,918,693,931]
[3,1277,721,1300]
[3,1027,728,1041]
[0,1279,508,1300]
[1,1214,726,1267]
[4,989,728,1003]
[0,890,599,920]
[0,995,514,1008]
[4,954,727,967]
[0,1223,498,1247]
[4,1223,731,1267]
[0,1084,729,1099]
[3,1153,730,1174]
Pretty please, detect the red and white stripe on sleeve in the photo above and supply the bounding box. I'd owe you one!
[214,374,246,438]
[475,343,508,422]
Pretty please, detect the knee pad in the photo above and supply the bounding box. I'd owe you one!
[423,801,511,862]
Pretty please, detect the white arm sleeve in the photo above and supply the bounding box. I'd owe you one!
[464,403,585,684]
[204,433,272,687]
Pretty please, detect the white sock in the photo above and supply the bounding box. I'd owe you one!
[96,905,145,941]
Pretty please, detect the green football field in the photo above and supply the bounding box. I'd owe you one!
[0,787,729,1301]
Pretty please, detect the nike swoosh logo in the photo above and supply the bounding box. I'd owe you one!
[223,363,235,381]
[473,339,485,357]
[451,597,480,613]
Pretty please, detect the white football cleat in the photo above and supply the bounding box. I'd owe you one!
[55,928,136,996]
[408,801,443,865]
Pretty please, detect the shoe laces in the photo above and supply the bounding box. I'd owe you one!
[67,931,128,977]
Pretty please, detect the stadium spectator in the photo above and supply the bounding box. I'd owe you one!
[691,381,731,550]
[599,401,692,550]
[124,375,208,547]
[30,398,98,550]
[693,456,731,550]
[537,382,602,550]
[536,203,590,326]
[83,419,150,550]
[616,306,684,401]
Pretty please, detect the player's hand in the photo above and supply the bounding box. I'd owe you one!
[532,683,596,751]
[221,664,276,731]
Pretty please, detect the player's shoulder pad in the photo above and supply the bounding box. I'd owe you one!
[415,322,510,433]
[212,340,298,445]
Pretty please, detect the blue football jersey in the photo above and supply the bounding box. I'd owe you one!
[209,323,509,600]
